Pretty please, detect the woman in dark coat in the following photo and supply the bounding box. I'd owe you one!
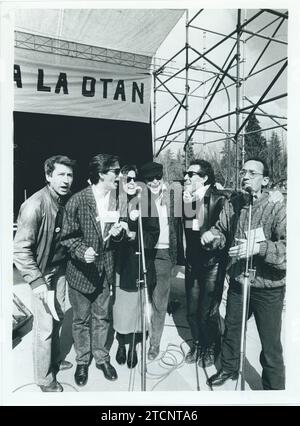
[113,165,159,368]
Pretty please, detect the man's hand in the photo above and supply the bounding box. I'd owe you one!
[120,221,136,241]
[269,190,284,203]
[183,190,193,203]
[229,238,260,259]
[110,222,123,237]
[32,284,48,304]
[84,247,99,263]
[129,209,140,221]
[201,230,220,246]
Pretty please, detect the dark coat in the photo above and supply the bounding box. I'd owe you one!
[61,186,123,294]
[116,193,160,291]
[139,186,184,267]
[184,185,229,268]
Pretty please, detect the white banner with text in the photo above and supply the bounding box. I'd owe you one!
[14,48,151,123]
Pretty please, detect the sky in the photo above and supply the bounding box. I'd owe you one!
[154,9,287,157]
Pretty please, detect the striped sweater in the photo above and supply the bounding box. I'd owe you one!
[210,191,286,288]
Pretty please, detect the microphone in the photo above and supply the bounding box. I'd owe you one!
[244,186,254,204]
[245,187,255,196]
[135,186,143,193]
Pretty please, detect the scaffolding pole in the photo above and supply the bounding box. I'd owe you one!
[152,9,287,189]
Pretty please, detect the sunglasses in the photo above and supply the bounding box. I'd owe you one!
[184,171,205,178]
[146,175,163,182]
[125,176,137,183]
[106,168,121,176]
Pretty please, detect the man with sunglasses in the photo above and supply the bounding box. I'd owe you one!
[61,154,124,387]
[201,158,286,390]
[139,161,183,361]
[183,159,229,369]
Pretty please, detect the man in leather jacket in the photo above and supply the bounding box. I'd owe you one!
[183,159,228,368]
[14,155,76,392]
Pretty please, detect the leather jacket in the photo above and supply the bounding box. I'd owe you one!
[184,185,229,267]
[14,186,65,288]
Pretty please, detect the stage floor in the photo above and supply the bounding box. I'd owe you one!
[11,266,285,395]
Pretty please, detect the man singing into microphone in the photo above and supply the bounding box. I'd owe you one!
[201,158,286,390]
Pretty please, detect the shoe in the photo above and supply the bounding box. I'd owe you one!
[74,364,89,387]
[185,343,202,364]
[200,347,215,368]
[147,345,160,361]
[39,380,63,392]
[207,369,238,387]
[127,346,138,369]
[96,361,118,381]
[167,299,181,315]
[116,345,126,365]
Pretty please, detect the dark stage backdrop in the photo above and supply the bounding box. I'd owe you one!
[14,111,153,218]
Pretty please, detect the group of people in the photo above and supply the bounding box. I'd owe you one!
[13,152,286,392]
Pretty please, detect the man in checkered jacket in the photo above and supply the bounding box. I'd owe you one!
[61,154,124,387]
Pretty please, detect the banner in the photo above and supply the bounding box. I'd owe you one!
[14,48,151,123]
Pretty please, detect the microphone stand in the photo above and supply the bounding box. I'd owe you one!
[238,190,256,390]
[135,192,150,392]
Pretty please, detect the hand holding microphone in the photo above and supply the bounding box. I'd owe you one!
[84,247,99,263]
[201,230,221,246]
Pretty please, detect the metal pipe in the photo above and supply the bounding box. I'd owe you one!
[206,41,238,97]
[155,93,287,140]
[157,89,204,99]
[156,75,185,106]
[261,9,288,19]
[183,54,238,150]
[185,9,189,169]
[247,17,285,78]
[246,57,287,80]
[187,10,265,73]
[242,29,287,46]
[189,45,236,82]
[189,25,237,40]
[153,57,157,157]
[245,16,281,42]
[234,61,288,140]
[236,10,242,188]
[155,123,287,155]
[154,46,186,75]
[156,94,186,157]
[187,9,204,26]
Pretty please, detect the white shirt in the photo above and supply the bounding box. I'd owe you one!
[92,185,110,235]
[154,197,169,249]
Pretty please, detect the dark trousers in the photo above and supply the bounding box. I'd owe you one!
[185,261,225,350]
[222,281,285,390]
[68,274,111,365]
[148,249,172,348]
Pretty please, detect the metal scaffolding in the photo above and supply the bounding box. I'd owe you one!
[153,9,288,188]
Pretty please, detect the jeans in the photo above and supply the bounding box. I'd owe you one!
[68,272,111,365]
[185,262,225,350]
[148,249,172,348]
[222,281,285,390]
[32,265,66,386]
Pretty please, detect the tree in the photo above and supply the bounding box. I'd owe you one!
[267,131,282,184]
[185,139,195,167]
[157,148,184,182]
[244,114,268,161]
